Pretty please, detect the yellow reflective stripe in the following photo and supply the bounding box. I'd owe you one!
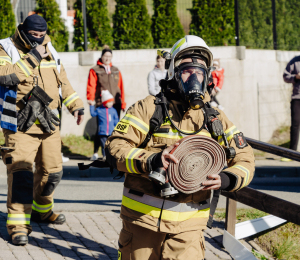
[32,200,53,213]
[123,195,161,218]
[230,164,250,188]
[40,61,57,68]
[63,92,80,107]
[121,114,149,135]
[171,38,186,55]
[7,214,30,225]
[122,196,209,221]
[16,59,32,77]
[153,129,211,139]
[125,148,143,173]
[0,56,12,64]
[218,125,239,145]
[161,207,210,222]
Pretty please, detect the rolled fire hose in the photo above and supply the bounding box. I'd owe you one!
[168,135,226,194]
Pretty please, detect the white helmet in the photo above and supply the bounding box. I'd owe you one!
[168,35,213,80]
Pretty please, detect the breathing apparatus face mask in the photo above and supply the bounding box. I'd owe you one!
[176,64,208,110]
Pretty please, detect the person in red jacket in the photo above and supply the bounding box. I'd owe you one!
[211,60,224,110]
[86,45,126,117]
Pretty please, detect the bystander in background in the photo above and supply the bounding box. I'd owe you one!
[283,56,300,161]
[89,90,119,160]
[86,45,125,158]
[211,60,224,110]
[147,55,167,96]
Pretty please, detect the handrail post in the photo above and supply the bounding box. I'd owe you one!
[225,198,237,236]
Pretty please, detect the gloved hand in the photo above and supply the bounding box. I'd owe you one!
[17,86,53,132]
[37,106,60,133]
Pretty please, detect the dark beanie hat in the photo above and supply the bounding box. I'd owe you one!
[22,14,47,32]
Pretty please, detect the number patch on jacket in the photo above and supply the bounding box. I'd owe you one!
[118,251,122,260]
[115,122,129,133]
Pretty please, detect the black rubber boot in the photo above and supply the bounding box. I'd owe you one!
[31,211,66,224]
[11,232,28,246]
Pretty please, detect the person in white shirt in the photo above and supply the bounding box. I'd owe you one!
[147,55,167,96]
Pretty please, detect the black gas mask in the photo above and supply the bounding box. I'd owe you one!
[175,63,209,110]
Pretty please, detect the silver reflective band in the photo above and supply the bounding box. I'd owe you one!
[124,187,205,212]
[122,115,148,133]
[32,204,53,211]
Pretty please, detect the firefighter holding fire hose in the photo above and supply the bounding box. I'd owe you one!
[105,35,255,259]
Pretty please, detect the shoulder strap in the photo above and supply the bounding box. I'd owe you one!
[47,42,61,73]
[138,93,167,149]
[0,38,21,64]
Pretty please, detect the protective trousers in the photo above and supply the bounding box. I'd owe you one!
[2,129,62,236]
[118,220,205,260]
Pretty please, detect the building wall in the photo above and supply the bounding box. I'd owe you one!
[58,47,298,142]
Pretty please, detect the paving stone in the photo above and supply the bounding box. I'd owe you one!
[12,250,33,260]
[42,248,65,260]
[75,247,94,257]
[27,249,48,259]
[64,257,81,260]
[205,242,232,260]
[0,250,16,259]
[58,248,79,258]
[204,249,221,260]
[0,212,235,260]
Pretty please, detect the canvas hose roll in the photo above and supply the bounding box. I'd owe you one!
[168,135,226,194]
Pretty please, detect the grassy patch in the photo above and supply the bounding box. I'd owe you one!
[255,223,300,260]
[214,208,268,223]
[215,207,300,259]
[62,134,96,158]
[0,131,100,158]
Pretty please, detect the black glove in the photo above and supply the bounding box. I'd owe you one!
[147,152,163,172]
[17,86,53,132]
[37,106,60,133]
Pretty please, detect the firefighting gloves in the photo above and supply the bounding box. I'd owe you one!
[37,106,60,133]
[17,86,60,133]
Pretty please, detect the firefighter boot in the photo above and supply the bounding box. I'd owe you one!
[11,231,28,246]
[31,211,66,224]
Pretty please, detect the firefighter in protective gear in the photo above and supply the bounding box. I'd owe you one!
[105,35,255,260]
[0,15,84,245]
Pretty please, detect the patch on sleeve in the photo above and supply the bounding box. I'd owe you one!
[233,132,248,149]
[115,122,129,133]
[0,60,6,66]
[118,251,122,260]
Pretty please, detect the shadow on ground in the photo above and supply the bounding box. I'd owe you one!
[0,212,117,259]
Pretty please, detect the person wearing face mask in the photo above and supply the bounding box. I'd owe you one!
[0,14,84,245]
[147,55,167,96]
[105,35,255,260]
[86,45,126,117]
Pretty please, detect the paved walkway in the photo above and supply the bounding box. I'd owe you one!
[0,211,233,260]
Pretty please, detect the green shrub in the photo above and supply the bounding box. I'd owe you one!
[73,0,113,51]
[35,0,69,51]
[113,0,153,49]
[189,0,235,46]
[0,0,16,39]
[151,0,185,48]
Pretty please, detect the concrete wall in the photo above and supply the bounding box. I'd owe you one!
[59,47,300,142]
